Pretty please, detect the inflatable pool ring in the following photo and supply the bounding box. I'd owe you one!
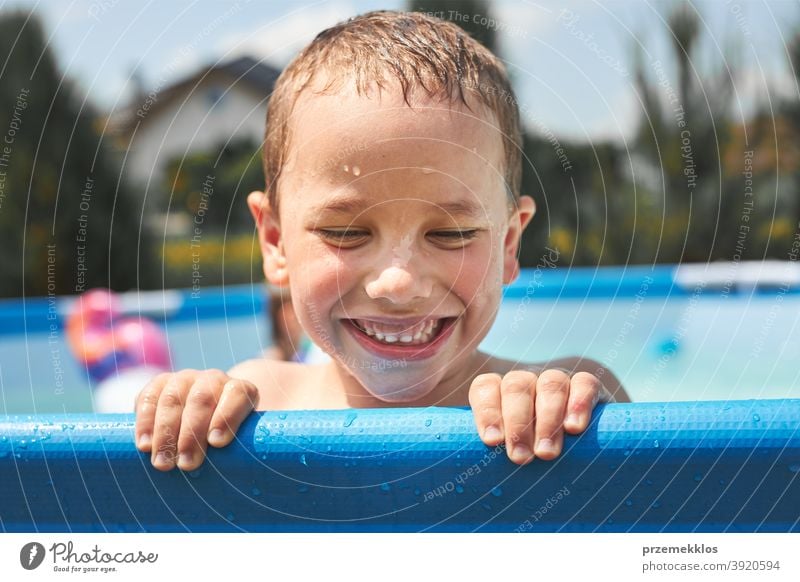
[66,289,172,412]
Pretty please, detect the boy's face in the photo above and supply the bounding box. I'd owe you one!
[250,80,534,403]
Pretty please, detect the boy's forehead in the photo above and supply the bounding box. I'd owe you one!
[286,81,503,167]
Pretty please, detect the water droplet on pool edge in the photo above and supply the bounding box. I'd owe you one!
[343,412,357,428]
[300,454,308,466]
[380,483,391,492]
[424,419,432,427]
[789,464,800,473]
[490,486,503,497]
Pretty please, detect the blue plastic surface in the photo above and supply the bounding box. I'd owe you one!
[1,400,798,532]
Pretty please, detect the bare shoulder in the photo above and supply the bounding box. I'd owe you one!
[227,358,312,409]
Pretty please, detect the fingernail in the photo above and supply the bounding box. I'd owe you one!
[513,444,532,462]
[208,429,225,445]
[178,452,194,469]
[566,414,581,427]
[483,426,503,441]
[155,452,173,467]
[536,438,556,455]
[138,433,151,448]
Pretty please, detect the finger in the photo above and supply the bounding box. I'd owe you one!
[176,371,227,471]
[500,371,536,464]
[134,373,170,453]
[533,370,570,460]
[150,373,194,471]
[468,373,504,445]
[207,378,260,447]
[563,371,602,434]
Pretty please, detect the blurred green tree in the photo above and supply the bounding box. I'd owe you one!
[163,137,262,234]
[0,11,152,297]
[632,3,736,263]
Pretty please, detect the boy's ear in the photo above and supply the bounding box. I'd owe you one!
[502,195,536,285]
[247,190,289,287]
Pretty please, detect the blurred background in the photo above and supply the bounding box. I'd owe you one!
[1,0,799,412]
[0,0,798,296]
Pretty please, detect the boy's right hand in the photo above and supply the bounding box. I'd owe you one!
[134,369,260,472]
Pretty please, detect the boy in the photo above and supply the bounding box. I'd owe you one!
[135,11,628,473]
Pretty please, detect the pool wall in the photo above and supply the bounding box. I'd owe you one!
[1,399,798,532]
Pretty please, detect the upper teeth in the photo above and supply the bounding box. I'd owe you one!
[354,318,441,345]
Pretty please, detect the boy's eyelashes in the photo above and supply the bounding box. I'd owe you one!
[315,228,481,248]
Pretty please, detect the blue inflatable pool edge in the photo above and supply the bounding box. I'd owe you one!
[1,399,798,532]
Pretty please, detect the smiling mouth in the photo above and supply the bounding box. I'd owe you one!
[349,317,449,346]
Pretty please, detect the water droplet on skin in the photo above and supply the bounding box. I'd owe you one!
[343,412,357,428]
[490,486,503,497]
[352,166,361,176]
[343,164,349,173]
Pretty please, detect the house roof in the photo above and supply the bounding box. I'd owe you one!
[109,56,281,136]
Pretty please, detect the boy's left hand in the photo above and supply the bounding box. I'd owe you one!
[468,370,609,465]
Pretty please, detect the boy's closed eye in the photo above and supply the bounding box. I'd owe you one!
[316,228,482,248]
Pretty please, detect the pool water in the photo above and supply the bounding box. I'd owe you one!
[483,295,800,402]
[2,266,798,413]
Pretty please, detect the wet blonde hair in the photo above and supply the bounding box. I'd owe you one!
[262,10,522,213]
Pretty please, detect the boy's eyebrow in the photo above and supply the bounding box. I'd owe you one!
[312,196,485,218]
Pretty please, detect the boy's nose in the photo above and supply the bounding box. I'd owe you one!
[365,263,433,305]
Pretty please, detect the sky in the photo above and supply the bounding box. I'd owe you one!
[3,0,799,143]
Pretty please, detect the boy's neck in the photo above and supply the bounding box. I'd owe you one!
[318,351,491,409]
